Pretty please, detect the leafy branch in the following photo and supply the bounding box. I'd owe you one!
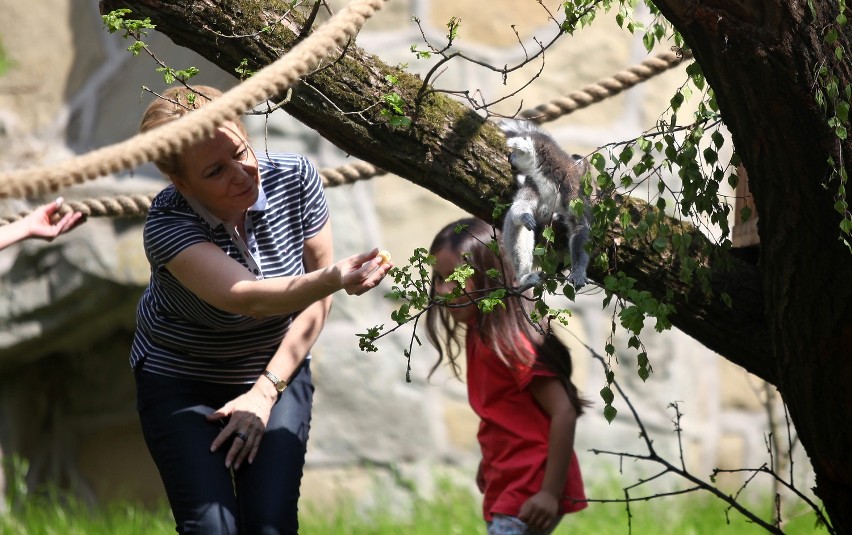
[813,1,852,249]
[102,9,199,85]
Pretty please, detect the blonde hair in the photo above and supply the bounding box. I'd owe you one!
[139,85,247,177]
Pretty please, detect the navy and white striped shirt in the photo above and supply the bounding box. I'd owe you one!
[130,152,329,383]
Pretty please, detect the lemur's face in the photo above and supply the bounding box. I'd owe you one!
[506,137,537,173]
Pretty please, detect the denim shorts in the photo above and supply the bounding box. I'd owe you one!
[486,513,563,535]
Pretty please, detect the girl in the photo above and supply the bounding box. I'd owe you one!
[425,217,588,535]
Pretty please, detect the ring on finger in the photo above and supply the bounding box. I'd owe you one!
[235,431,249,442]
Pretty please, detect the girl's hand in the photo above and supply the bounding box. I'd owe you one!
[207,387,275,470]
[24,198,85,241]
[518,490,559,531]
[336,248,393,295]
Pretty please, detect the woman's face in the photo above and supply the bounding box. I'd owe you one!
[171,122,260,224]
[433,247,477,323]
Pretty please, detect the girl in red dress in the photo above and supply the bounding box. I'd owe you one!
[425,217,589,535]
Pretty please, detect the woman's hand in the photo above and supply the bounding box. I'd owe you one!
[336,248,393,295]
[518,490,559,531]
[207,386,276,470]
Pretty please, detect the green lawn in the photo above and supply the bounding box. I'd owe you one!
[0,480,825,534]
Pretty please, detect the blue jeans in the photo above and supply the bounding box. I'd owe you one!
[487,514,562,535]
[135,361,313,534]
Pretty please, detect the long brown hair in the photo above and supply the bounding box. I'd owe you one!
[424,217,587,414]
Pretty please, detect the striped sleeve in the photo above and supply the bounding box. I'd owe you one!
[145,207,211,269]
[144,189,212,269]
[298,156,329,239]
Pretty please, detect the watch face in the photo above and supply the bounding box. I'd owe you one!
[276,382,286,392]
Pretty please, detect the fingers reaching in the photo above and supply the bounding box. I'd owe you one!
[24,197,86,241]
[341,247,393,295]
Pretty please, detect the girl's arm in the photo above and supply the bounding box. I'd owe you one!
[0,219,31,250]
[0,198,84,250]
[207,222,340,470]
[165,226,390,318]
[519,375,578,531]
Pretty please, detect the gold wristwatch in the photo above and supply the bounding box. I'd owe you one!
[262,369,288,393]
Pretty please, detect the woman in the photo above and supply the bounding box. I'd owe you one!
[425,217,588,535]
[132,85,391,534]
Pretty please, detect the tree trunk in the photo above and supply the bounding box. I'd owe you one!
[652,0,852,530]
[99,0,852,529]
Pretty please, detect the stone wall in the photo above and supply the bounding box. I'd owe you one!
[0,0,812,518]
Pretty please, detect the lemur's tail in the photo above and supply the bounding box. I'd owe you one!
[496,118,540,138]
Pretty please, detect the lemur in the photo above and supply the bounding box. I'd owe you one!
[499,119,593,290]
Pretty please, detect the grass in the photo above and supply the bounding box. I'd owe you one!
[0,480,826,534]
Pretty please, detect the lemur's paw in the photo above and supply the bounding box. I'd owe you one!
[567,270,588,289]
[517,272,543,292]
[520,213,537,231]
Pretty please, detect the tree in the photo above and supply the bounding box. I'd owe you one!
[97,0,852,531]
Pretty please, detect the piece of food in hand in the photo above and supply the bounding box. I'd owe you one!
[377,250,392,265]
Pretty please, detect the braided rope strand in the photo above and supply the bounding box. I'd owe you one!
[520,49,692,123]
[319,161,383,187]
[0,195,155,224]
[0,0,387,200]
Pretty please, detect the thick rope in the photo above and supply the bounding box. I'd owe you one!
[0,195,156,225]
[319,161,382,187]
[0,43,689,223]
[520,49,693,123]
[0,0,387,200]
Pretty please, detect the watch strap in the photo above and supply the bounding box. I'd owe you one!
[262,369,287,392]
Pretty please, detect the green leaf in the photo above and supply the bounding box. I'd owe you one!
[826,28,839,45]
[627,335,640,349]
[670,91,684,112]
[388,115,412,127]
[837,100,850,122]
[447,264,474,286]
[603,404,618,423]
[600,386,614,405]
[590,153,607,173]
